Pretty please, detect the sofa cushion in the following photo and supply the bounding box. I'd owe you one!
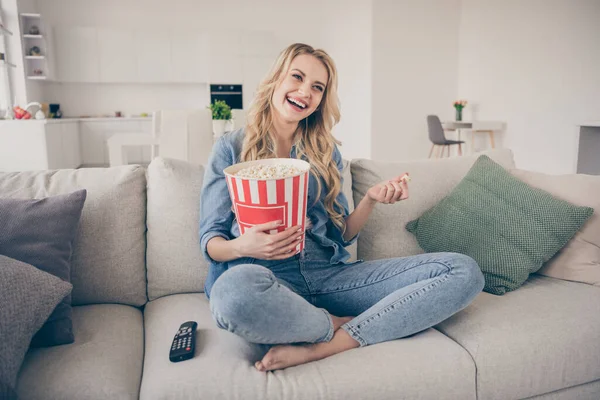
[0,166,147,306]
[510,169,600,286]
[141,293,476,400]
[17,304,144,400]
[351,149,515,261]
[146,157,357,301]
[526,380,600,400]
[0,381,17,400]
[146,157,208,300]
[0,190,86,346]
[406,156,593,295]
[435,275,600,400]
[0,255,72,391]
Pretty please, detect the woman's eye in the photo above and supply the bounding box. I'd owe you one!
[314,86,324,92]
[292,74,302,81]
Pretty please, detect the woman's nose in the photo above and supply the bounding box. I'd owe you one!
[298,83,311,97]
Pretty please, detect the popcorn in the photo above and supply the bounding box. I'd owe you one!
[224,158,311,255]
[235,164,302,179]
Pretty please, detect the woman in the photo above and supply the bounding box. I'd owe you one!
[199,43,484,372]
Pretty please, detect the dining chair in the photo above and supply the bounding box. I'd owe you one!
[231,109,247,130]
[427,115,464,158]
[156,108,214,166]
[107,109,214,167]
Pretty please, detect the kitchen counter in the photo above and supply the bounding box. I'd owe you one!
[0,116,153,171]
[0,116,152,124]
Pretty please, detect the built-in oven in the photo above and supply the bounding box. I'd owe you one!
[210,84,243,109]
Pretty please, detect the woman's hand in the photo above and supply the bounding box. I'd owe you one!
[233,220,304,260]
[366,173,410,204]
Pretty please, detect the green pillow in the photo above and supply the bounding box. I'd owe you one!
[406,155,593,295]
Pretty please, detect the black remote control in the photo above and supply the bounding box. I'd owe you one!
[169,321,197,362]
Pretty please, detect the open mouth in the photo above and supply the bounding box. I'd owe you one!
[286,96,308,112]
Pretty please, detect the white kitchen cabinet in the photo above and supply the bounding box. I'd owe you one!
[209,55,243,84]
[54,27,99,82]
[79,119,152,167]
[45,122,81,169]
[52,26,275,85]
[170,30,209,83]
[97,28,136,83]
[0,120,80,172]
[210,31,242,57]
[134,28,171,83]
[208,31,243,83]
[79,122,108,166]
[241,31,278,57]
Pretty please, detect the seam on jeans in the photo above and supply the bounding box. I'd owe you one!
[315,259,453,295]
[342,324,367,347]
[347,272,452,335]
[433,327,479,400]
[298,257,316,294]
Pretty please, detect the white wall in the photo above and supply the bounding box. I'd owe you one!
[29,0,372,159]
[372,0,462,162]
[458,0,600,174]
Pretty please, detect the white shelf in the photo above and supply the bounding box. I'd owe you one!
[23,34,43,39]
[25,55,45,59]
[21,13,41,18]
[0,25,13,36]
[27,75,47,80]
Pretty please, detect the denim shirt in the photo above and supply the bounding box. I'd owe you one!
[199,128,358,298]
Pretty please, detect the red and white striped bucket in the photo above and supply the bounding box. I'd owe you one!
[223,159,311,254]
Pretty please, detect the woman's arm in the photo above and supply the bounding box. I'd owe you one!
[343,173,410,242]
[199,138,237,262]
[206,236,242,262]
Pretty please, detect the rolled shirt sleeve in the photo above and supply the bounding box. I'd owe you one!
[326,146,359,247]
[199,137,235,262]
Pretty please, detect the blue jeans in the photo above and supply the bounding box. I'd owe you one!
[209,236,484,347]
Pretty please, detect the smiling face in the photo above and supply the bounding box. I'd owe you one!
[271,54,329,124]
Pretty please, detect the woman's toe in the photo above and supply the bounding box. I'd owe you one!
[255,361,265,371]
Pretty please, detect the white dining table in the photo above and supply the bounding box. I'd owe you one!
[442,121,506,150]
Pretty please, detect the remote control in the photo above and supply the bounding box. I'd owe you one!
[169,321,197,362]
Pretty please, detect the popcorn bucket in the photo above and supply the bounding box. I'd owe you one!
[223,158,311,254]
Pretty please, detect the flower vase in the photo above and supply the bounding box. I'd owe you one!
[455,107,463,122]
[212,120,229,140]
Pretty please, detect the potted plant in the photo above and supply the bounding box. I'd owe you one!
[453,100,467,122]
[208,100,233,139]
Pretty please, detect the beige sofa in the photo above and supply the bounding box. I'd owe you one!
[3,148,599,400]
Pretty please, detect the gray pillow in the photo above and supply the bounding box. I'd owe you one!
[0,189,86,347]
[0,380,17,400]
[0,255,73,392]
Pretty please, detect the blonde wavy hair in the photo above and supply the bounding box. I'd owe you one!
[241,43,345,230]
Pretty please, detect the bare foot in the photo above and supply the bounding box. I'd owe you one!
[255,328,359,372]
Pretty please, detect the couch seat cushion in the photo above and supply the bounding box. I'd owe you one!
[17,304,144,400]
[141,293,477,400]
[435,275,600,400]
